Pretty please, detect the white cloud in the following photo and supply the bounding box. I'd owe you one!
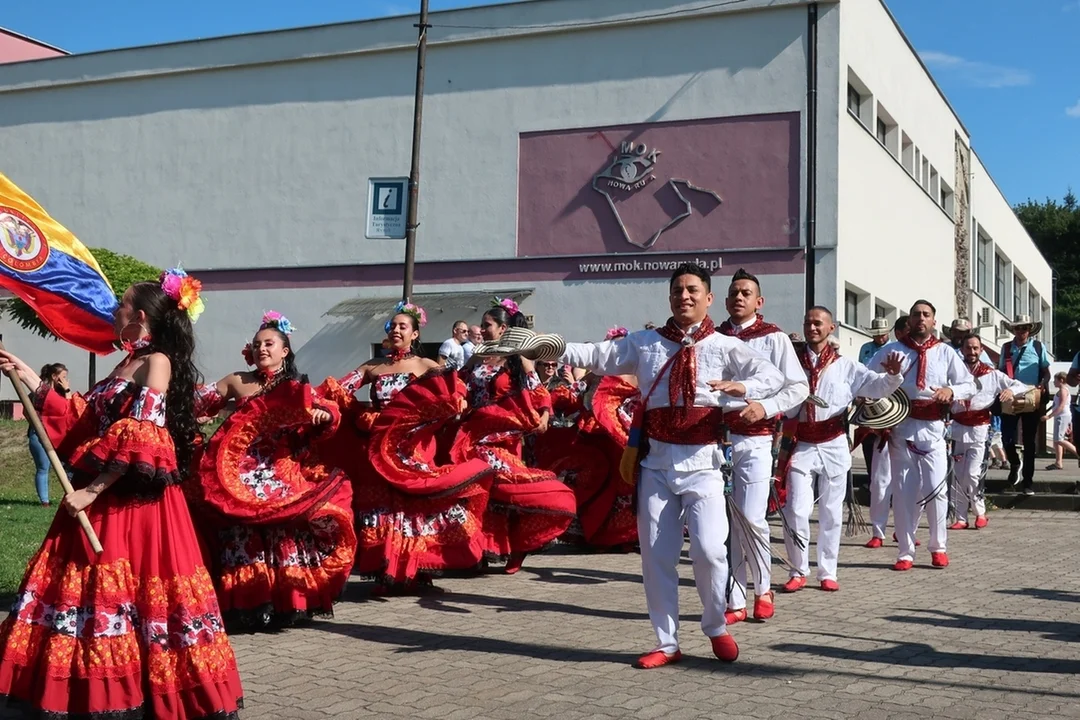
[919,50,1032,88]
[1067,100,1080,118]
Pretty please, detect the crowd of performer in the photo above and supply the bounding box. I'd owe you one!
[0,261,1044,718]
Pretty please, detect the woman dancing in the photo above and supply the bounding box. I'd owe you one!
[0,269,244,719]
[190,311,355,631]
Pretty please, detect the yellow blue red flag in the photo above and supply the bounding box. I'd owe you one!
[0,172,118,354]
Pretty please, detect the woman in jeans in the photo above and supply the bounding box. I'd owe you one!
[26,362,69,505]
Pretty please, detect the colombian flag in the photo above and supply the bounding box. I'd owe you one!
[0,173,119,354]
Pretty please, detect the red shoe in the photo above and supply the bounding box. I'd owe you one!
[504,553,526,575]
[710,634,739,662]
[753,591,775,621]
[864,537,883,549]
[820,579,839,592]
[948,521,968,530]
[975,516,988,529]
[931,552,949,568]
[893,560,914,571]
[634,649,682,669]
[893,533,921,547]
[783,576,807,593]
[724,608,747,625]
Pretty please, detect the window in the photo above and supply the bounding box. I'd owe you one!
[845,290,859,327]
[914,148,922,183]
[847,84,862,116]
[847,69,872,125]
[929,167,940,199]
[1013,274,1024,317]
[940,179,955,218]
[876,118,887,144]
[921,158,930,191]
[1041,302,1050,339]
[994,254,1007,311]
[901,133,914,174]
[1030,291,1040,327]
[875,303,887,319]
[875,103,899,156]
[975,234,990,296]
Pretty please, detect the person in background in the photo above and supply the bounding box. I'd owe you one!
[463,324,481,362]
[26,363,69,506]
[438,320,469,369]
[1065,349,1080,470]
[1044,372,1076,470]
[859,317,891,366]
[987,415,1008,470]
[998,315,1051,494]
[948,319,992,364]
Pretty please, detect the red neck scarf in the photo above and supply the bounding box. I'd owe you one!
[654,316,716,411]
[719,313,782,341]
[800,343,839,422]
[900,335,941,389]
[968,361,993,379]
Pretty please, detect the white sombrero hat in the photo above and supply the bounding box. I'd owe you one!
[1005,314,1043,336]
[864,317,891,336]
[472,327,566,361]
[849,389,910,430]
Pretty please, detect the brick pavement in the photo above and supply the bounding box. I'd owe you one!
[228,509,1080,720]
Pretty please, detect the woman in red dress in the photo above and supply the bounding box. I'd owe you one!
[318,303,493,594]
[188,311,355,631]
[454,299,576,574]
[0,270,244,719]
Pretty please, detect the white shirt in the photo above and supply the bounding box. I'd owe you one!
[800,353,903,424]
[438,338,465,370]
[729,317,810,419]
[462,341,476,362]
[869,340,976,442]
[561,323,786,471]
[949,364,1028,444]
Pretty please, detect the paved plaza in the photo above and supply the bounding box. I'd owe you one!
[231,508,1080,720]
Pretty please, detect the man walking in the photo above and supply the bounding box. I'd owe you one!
[998,315,1051,495]
[438,320,469,369]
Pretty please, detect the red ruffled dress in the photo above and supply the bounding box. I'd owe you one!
[453,364,576,561]
[188,379,356,630]
[0,377,243,720]
[318,369,493,585]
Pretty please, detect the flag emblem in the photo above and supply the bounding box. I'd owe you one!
[0,206,50,273]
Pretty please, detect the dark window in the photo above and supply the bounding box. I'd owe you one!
[847,84,862,116]
[845,290,859,326]
[994,255,1007,311]
[874,304,887,319]
[876,118,888,144]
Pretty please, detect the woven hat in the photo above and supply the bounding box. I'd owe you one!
[950,318,973,333]
[865,317,891,337]
[849,389,910,430]
[1005,314,1043,336]
[472,327,566,361]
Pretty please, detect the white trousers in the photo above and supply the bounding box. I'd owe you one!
[782,442,848,582]
[890,438,948,562]
[868,439,893,540]
[952,439,987,524]
[729,435,773,609]
[638,466,729,654]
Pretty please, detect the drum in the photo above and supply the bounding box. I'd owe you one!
[1002,388,1041,415]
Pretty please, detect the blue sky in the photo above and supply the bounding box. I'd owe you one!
[4,0,1077,206]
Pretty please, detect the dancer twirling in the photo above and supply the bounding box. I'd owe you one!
[948,334,1027,530]
[0,270,244,719]
[190,311,355,630]
[780,307,903,593]
[869,300,975,570]
[719,268,809,623]
[561,264,786,668]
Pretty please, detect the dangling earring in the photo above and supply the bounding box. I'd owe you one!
[120,322,151,355]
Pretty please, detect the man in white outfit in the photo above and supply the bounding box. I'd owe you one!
[949,334,1027,530]
[869,300,976,570]
[559,263,785,669]
[781,307,903,592]
[718,268,809,623]
[865,314,909,548]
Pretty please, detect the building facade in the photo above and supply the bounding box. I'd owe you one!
[0,0,1051,395]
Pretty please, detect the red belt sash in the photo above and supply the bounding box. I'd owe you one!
[908,399,948,422]
[794,415,847,444]
[644,407,724,445]
[723,411,778,437]
[951,409,991,427]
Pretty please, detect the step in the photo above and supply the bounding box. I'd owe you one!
[983,476,1077,494]
[851,486,1080,511]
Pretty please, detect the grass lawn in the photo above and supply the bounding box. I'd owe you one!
[0,419,58,606]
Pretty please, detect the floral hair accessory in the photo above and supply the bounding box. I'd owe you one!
[260,310,295,336]
[242,345,254,366]
[160,266,205,324]
[390,301,427,329]
[605,326,628,341]
[493,297,520,316]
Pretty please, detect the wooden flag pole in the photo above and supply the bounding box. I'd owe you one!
[0,342,102,554]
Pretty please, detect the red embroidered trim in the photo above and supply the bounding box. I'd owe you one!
[799,344,839,422]
[900,335,941,389]
[723,410,777,436]
[795,415,847,443]
[718,313,783,341]
[643,407,724,445]
[909,399,948,421]
[951,409,991,427]
[653,316,716,412]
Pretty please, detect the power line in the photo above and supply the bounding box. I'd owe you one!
[429,0,749,32]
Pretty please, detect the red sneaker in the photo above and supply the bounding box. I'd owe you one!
[504,553,526,575]
[634,649,682,669]
[893,533,921,547]
[931,552,949,568]
[947,521,968,530]
[724,608,747,625]
[753,591,775,621]
[783,576,807,593]
[975,516,988,529]
[893,560,914,571]
[820,579,840,592]
[710,634,739,662]
[864,537,884,549]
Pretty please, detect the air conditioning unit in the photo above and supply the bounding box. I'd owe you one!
[978,307,992,326]
[524,314,535,329]
[996,320,1011,339]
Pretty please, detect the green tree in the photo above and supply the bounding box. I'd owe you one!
[1015,190,1080,359]
[2,248,161,340]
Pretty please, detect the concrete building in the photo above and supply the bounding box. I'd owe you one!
[0,0,1052,396]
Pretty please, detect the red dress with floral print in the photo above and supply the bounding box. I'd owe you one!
[0,377,243,720]
[452,364,576,560]
[188,379,356,630]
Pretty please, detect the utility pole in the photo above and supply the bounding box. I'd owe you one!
[401,0,430,303]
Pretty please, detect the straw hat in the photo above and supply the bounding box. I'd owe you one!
[849,389,910,430]
[864,317,891,337]
[1005,314,1043,336]
[472,327,566,361]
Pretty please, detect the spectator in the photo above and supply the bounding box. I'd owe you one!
[438,320,469,369]
[463,325,482,362]
[1044,372,1076,470]
[858,317,890,365]
[27,362,69,506]
[948,319,992,364]
[998,315,1051,494]
[987,415,1008,469]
